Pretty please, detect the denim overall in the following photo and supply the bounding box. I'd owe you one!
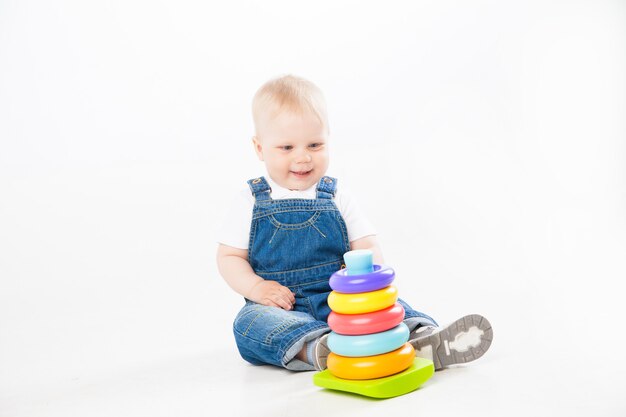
[232,176,437,371]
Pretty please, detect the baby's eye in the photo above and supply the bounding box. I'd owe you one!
[280,145,293,151]
[309,143,324,149]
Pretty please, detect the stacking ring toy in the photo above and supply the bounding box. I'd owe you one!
[326,342,416,380]
[328,323,409,357]
[328,286,398,315]
[329,264,395,294]
[328,303,405,335]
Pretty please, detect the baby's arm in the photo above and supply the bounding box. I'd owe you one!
[216,244,295,310]
[350,235,384,264]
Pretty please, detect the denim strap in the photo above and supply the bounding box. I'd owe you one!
[247,176,272,202]
[316,176,337,199]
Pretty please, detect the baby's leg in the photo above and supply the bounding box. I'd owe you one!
[397,298,438,331]
[233,301,329,371]
[396,298,493,369]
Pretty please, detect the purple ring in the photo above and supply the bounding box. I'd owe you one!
[329,264,395,294]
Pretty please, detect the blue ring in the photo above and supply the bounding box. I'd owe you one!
[327,323,410,357]
[329,264,395,294]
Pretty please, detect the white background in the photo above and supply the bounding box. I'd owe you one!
[1,1,625,416]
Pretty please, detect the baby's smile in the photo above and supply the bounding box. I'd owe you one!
[290,169,313,179]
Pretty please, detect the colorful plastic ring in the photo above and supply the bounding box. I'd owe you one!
[329,264,395,294]
[327,342,416,380]
[328,323,409,357]
[328,303,405,335]
[328,286,398,315]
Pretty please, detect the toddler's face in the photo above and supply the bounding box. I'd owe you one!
[253,110,329,191]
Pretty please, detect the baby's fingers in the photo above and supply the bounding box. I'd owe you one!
[275,294,293,310]
[260,298,284,309]
[261,293,292,310]
[282,287,296,304]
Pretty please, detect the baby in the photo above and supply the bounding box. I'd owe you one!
[216,74,493,371]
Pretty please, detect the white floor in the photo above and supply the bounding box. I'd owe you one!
[2,256,624,417]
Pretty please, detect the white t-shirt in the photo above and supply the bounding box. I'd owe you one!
[217,176,376,250]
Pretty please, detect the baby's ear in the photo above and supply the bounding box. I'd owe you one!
[252,136,264,161]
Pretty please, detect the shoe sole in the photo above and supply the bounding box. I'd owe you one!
[410,314,493,370]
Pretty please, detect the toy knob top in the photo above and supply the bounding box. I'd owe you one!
[343,249,374,276]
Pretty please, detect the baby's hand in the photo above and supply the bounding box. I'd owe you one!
[249,280,296,310]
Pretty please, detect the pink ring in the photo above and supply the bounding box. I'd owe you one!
[328,303,405,335]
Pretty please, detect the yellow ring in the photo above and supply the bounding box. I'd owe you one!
[328,285,398,314]
[327,343,415,380]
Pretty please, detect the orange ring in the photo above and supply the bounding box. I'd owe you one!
[327,342,415,380]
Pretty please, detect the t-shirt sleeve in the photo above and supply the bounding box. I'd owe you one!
[216,189,254,250]
[335,188,377,242]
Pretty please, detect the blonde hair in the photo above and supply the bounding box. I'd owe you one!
[252,74,329,136]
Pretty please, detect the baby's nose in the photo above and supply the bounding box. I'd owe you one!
[295,151,313,163]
